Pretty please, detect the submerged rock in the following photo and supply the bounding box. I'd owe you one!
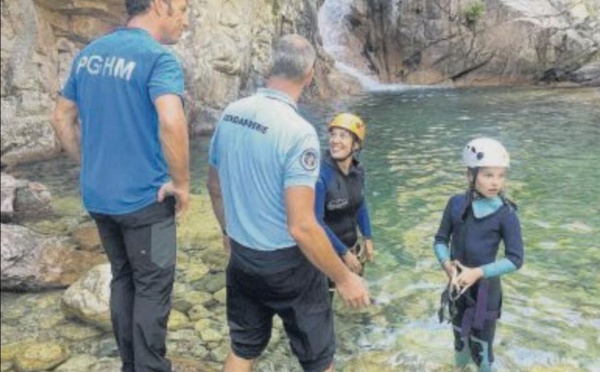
[53,354,97,371]
[12,341,70,372]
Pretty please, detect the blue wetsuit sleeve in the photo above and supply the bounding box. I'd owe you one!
[481,258,517,278]
[357,201,372,239]
[434,243,451,266]
[433,197,454,267]
[497,208,525,271]
[315,176,348,256]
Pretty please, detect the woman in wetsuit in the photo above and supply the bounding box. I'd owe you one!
[315,113,374,295]
[434,137,524,372]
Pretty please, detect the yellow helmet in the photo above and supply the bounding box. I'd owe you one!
[328,113,366,146]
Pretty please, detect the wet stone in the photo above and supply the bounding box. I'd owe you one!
[183,262,210,283]
[1,340,37,364]
[13,341,70,372]
[168,333,210,360]
[170,356,220,372]
[38,312,67,330]
[0,325,24,344]
[191,272,226,294]
[187,304,212,322]
[172,290,213,313]
[198,249,229,269]
[213,288,226,305]
[96,337,119,359]
[53,354,97,371]
[32,291,63,310]
[58,322,104,341]
[2,304,30,321]
[209,342,229,363]
[89,357,121,371]
[194,319,223,343]
[168,309,190,331]
[167,329,198,342]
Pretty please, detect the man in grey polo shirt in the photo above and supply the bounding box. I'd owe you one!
[207,34,370,372]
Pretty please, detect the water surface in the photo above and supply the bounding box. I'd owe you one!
[6,86,600,371]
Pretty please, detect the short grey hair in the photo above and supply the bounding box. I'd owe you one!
[269,34,316,82]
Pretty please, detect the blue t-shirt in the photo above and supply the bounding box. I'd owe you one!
[61,28,184,214]
[209,88,320,250]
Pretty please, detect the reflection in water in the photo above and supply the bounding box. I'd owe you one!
[7,86,600,371]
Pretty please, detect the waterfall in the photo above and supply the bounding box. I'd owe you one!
[318,0,436,92]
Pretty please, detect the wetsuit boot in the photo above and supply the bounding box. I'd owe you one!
[454,335,472,368]
[470,336,492,372]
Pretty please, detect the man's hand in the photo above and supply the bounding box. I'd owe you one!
[222,234,231,254]
[158,181,190,217]
[336,272,371,309]
[364,239,374,262]
[342,252,362,274]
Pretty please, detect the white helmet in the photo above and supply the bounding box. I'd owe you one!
[462,137,510,168]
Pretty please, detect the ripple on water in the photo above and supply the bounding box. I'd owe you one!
[504,346,559,368]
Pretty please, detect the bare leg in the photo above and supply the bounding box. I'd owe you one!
[222,351,255,372]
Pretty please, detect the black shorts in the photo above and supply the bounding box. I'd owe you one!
[226,239,335,372]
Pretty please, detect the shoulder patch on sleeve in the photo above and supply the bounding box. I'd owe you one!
[300,148,318,171]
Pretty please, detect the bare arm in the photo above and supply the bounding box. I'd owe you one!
[156,94,190,214]
[207,165,230,252]
[207,165,226,230]
[51,97,81,163]
[286,186,370,308]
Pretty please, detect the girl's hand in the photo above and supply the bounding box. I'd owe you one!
[343,252,363,274]
[364,239,374,262]
[443,261,461,293]
[443,261,456,280]
[454,261,484,294]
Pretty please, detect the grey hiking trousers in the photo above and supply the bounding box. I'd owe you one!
[90,197,176,372]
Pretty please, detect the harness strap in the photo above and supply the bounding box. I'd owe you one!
[460,280,500,337]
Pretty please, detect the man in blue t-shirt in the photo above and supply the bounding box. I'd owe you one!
[51,1,190,371]
[207,34,371,372]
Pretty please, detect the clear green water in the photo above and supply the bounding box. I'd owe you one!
[7,86,600,371]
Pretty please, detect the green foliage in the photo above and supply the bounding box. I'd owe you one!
[463,1,486,28]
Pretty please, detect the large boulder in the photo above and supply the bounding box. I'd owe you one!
[570,61,600,85]
[61,263,112,331]
[0,173,53,222]
[1,223,105,291]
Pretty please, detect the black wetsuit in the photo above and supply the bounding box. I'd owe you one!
[315,151,372,256]
[434,193,524,368]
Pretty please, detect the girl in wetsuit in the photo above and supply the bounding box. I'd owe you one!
[315,113,374,295]
[434,137,524,372]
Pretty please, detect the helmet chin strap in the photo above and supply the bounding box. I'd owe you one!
[462,167,482,221]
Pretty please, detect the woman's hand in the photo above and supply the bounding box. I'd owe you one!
[364,239,374,262]
[454,261,484,294]
[343,251,363,274]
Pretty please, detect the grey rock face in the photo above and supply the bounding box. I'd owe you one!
[1,223,105,291]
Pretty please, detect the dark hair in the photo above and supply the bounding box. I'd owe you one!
[126,0,172,18]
